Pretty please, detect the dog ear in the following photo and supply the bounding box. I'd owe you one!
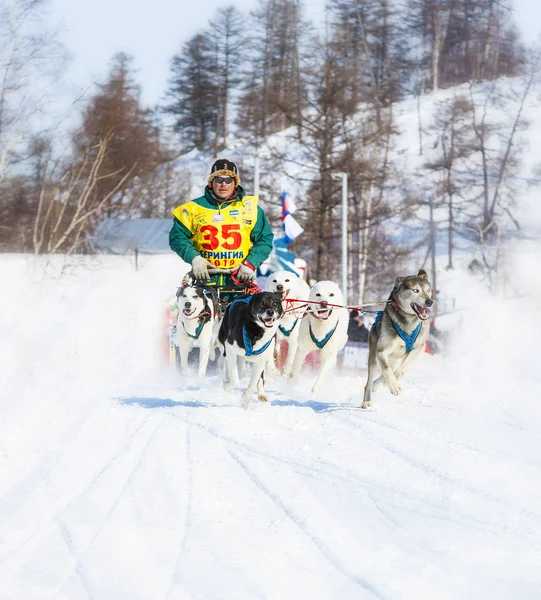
[202,288,219,314]
[387,286,398,301]
[417,269,428,278]
[395,276,405,284]
[175,286,186,300]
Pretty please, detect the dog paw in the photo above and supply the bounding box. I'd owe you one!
[267,367,281,380]
[281,365,292,376]
[311,384,321,394]
[389,380,402,395]
[361,400,372,409]
[242,391,252,405]
[258,393,269,403]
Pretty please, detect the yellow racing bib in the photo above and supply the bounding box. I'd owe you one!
[172,196,259,269]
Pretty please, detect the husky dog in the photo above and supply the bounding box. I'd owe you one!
[266,270,311,375]
[361,269,433,409]
[218,292,284,405]
[289,280,349,394]
[175,284,218,378]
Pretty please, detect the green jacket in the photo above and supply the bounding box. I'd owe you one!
[169,186,274,269]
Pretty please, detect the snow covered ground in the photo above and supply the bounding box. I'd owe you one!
[1,253,541,600]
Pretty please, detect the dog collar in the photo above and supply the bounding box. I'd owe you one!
[309,321,338,349]
[279,319,298,337]
[375,311,421,353]
[243,326,273,356]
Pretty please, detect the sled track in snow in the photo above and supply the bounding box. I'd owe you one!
[226,447,388,599]
[58,521,95,600]
[168,411,485,567]
[169,411,399,599]
[0,410,159,566]
[51,414,167,599]
[170,402,541,565]
[331,410,541,536]
[0,399,112,549]
[163,427,194,600]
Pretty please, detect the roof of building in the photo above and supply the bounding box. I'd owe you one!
[92,219,171,254]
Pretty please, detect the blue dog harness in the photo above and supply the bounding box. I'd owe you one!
[309,321,339,349]
[374,311,421,353]
[182,319,205,340]
[279,319,298,337]
[243,327,273,356]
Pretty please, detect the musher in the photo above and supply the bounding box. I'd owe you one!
[169,158,274,293]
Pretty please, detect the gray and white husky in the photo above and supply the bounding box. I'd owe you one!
[361,269,433,409]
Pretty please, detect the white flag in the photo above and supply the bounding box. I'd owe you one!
[283,213,304,243]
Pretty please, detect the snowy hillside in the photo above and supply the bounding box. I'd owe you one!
[176,77,541,230]
[1,253,540,599]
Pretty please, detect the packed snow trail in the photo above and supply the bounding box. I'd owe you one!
[1,254,540,600]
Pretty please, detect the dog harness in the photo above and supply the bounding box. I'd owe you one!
[375,311,421,353]
[182,318,206,340]
[279,319,298,337]
[243,327,273,356]
[309,321,338,349]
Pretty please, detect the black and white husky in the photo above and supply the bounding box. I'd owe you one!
[218,292,283,405]
[175,284,218,378]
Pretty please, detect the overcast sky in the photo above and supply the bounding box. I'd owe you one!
[49,0,540,108]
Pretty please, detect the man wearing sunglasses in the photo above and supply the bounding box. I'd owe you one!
[169,158,273,287]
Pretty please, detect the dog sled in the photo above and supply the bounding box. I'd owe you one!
[166,267,262,370]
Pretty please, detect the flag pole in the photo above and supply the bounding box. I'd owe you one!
[254,150,260,197]
[331,172,348,303]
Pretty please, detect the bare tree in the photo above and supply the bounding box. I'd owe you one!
[32,133,137,254]
[0,0,66,182]
[425,94,476,269]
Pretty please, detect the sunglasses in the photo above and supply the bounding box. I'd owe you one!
[214,177,234,184]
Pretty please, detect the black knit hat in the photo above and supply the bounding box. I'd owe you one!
[208,158,240,187]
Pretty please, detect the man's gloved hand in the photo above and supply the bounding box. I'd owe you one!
[191,255,214,281]
[237,261,255,283]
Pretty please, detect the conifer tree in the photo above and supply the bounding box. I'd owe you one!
[165,34,218,151]
[208,6,244,152]
[237,0,305,142]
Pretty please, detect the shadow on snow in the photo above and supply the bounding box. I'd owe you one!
[117,397,230,409]
[270,398,358,413]
[116,396,359,412]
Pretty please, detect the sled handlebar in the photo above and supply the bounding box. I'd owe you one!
[207,268,235,275]
[183,268,235,281]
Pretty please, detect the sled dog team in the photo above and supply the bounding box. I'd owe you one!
[175,269,433,408]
